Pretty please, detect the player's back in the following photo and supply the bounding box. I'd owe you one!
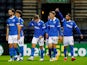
[7,16,19,35]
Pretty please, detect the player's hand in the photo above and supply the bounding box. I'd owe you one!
[17,34,20,40]
[39,36,43,40]
[6,35,8,41]
[55,8,59,12]
[46,33,48,39]
[80,34,83,39]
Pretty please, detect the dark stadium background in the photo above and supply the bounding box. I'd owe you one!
[0,0,87,55]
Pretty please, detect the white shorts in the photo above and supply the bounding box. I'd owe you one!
[63,36,74,46]
[32,37,44,46]
[48,37,58,44]
[18,36,24,46]
[8,35,18,44]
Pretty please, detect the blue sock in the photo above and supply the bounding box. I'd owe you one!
[53,48,57,57]
[40,49,44,58]
[13,50,17,60]
[14,48,17,56]
[19,46,24,57]
[31,48,35,56]
[70,45,74,57]
[64,48,67,57]
[9,47,14,58]
[15,48,19,55]
[49,48,52,58]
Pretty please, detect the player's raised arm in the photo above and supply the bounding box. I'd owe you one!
[55,8,64,21]
[73,22,83,39]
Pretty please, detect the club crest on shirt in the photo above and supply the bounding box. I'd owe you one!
[53,21,56,24]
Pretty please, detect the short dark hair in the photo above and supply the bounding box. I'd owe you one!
[66,13,71,17]
[49,11,56,15]
[9,8,15,14]
[33,14,40,20]
[16,10,22,16]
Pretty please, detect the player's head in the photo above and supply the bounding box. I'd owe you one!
[49,11,56,19]
[15,10,22,17]
[33,14,40,22]
[8,8,15,16]
[65,13,71,21]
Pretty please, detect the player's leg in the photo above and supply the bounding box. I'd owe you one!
[39,38,44,61]
[45,38,49,46]
[13,35,20,61]
[52,44,57,60]
[52,37,58,61]
[69,36,76,61]
[8,36,15,62]
[63,37,68,61]
[28,37,38,61]
[48,37,53,61]
[39,46,44,61]
[64,46,68,61]
[18,36,24,61]
[19,46,24,60]
[13,43,20,61]
[69,45,76,61]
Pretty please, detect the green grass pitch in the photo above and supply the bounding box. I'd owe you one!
[0,56,87,65]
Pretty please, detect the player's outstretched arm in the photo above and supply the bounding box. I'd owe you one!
[55,8,64,20]
[73,22,83,39]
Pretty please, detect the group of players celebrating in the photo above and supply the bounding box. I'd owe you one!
[6,8,83,62]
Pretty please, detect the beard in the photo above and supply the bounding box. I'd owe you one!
[9,14,13,17]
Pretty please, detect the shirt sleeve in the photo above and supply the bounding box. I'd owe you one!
[73,22,82,35]
[29,20,34,27]
[20,19,24,27]
[56,11,66,22]
[16,18,20,25]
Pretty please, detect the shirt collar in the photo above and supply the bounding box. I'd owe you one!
[9,16,15,19]
[67,20,71,22]
[37,19,40,23]
[50,17,56,21]
[18,17,21,19]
